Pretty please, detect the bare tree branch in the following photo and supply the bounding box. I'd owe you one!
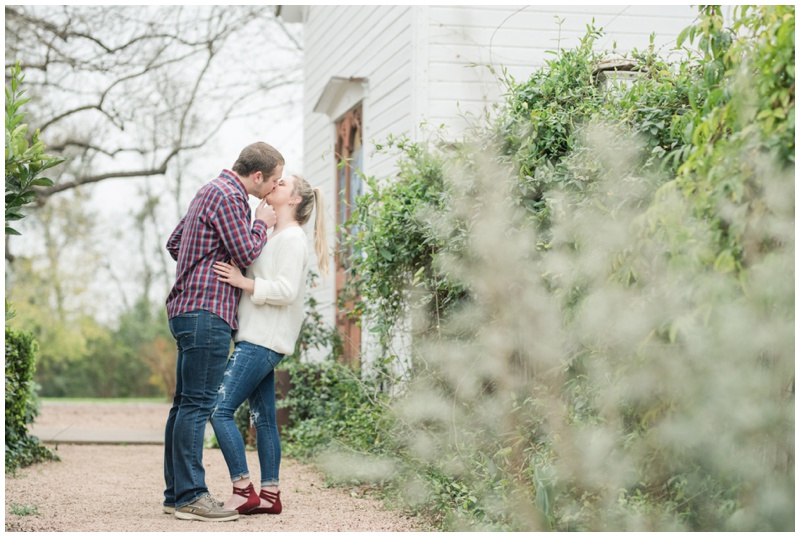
[36,144,186,198]
[6,6,210,58]
[274,16,304,51]
[36,47,207,132]
[5,5,303,205]
[47,140,145,157]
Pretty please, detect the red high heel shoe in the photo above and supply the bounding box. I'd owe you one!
[231,483,260,514]
[246,489,282,515]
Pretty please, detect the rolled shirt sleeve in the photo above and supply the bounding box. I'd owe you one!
[166,216,185,261]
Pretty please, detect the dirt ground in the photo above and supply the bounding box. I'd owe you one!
[4,402,426,532]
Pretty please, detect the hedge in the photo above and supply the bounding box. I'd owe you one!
[5,327,58,472]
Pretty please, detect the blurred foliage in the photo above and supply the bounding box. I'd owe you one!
[9,250,172,397]
[315,6,795,532]
[6,158,173,398]
[32,297,171,398]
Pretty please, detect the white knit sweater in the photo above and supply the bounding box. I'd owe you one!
[233,225,309,355]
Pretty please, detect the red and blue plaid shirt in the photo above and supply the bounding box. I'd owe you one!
[166,169,269,329]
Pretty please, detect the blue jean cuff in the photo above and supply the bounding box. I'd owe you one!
[175,491,206,509]
[261,480,279,487]
[231,472,250,483]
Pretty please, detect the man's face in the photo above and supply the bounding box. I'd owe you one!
[260,165,283,197]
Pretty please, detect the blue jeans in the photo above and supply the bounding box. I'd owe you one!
[163,310,232,508]
[210,341,284,487]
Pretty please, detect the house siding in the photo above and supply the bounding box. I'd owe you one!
[423,5,699,132]
[302,5,413,362]
[297,5,702,365]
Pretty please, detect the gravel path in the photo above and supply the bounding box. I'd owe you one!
[5,402,425,532]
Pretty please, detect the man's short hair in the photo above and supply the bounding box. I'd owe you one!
[232,142,285,178]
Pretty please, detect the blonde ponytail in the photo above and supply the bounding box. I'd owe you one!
[291,175,330,280]
[312,188,329,279]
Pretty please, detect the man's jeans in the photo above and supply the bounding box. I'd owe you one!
[210,341,284,487]
[163,310,232,508]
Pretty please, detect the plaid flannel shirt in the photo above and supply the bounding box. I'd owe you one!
[165,169,268,329]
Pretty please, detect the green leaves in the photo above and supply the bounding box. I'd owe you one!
[5,327,59,471]
[279,360,391,459]
[379,247,394,261]
[502,39,604,183]
[342,136,467,354]
[5,61,65,237]
[666,5,795,280]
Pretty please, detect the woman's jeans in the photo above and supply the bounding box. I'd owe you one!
[210,341,284,487]
[163,310,232,508]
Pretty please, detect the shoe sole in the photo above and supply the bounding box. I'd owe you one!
[174,511,239,522]
[162,506,175,514]
[244,506,282,515]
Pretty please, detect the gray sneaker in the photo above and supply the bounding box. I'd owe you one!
[174,494,239,522]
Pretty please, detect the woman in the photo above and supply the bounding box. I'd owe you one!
[209,174,328,515]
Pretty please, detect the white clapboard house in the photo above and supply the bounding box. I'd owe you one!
[275,5,699,367]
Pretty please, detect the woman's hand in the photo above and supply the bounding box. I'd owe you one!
[213,261,248,290]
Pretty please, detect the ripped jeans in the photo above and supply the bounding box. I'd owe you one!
[210,341,284,487]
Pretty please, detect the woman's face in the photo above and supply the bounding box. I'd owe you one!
[265,175,298,208]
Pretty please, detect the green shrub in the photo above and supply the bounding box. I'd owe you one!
[5,61,63,472]
[5,327,58,472]
[280,360,391,459]
[343,136,469,357]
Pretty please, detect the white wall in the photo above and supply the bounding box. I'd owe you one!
[420,5,699,133]
[302,5,414,362]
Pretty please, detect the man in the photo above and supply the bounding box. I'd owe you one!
[162,142,283,521]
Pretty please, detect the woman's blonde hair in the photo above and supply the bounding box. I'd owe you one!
[291,175,329,279]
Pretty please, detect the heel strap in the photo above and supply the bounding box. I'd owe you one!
[233,484,254,498]
[260,489,280,502]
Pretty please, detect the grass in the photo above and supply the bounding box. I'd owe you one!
[9,503,39,516]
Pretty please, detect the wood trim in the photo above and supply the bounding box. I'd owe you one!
[334,105,363,367]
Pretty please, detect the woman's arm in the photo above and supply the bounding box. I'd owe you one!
[212,262,255,295]
[213,238,307,305]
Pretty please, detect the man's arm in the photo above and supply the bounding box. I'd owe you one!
[166,217,185,261]
[213,196,269,268]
